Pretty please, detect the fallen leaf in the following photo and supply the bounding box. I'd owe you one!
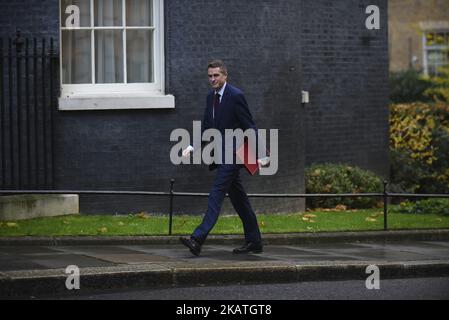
[63,220,70,225]
[6,222,18,227]
[137,212,149,219]
[177,220,187,228]
[370,212,384,218]
[303,214,317,219]
[98,227,108,233]
[302,217,310,221]
[365,217,377,222]
[335,204,347,211]
[118,222,125,226]
[260,221,265,227]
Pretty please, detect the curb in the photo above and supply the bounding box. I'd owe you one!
[1,260,449,299]
[1,229,449,246]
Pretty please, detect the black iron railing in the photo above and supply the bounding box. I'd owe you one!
[1,180,449,235]
[0,32,58,190]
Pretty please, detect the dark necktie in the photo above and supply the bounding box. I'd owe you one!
[214,92,220,116]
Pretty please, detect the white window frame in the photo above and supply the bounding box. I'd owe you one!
[58,0,174,110]
[422,29,449,77]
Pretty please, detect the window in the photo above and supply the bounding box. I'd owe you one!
[423,30,449,76]
[59,0,174,110]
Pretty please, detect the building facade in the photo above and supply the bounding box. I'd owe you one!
[389,0,449,75]
[0,0,389,215]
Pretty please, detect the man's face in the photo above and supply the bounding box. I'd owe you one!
[208,67,227,90]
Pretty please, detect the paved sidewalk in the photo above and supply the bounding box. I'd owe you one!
[1,230,449,298]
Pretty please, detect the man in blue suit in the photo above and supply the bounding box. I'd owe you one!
[180,60,263,256]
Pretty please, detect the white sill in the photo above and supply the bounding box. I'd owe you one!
[58,93,175,111]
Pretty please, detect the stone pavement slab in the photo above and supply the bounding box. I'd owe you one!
[1,230,449,298]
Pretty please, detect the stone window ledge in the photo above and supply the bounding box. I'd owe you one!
[58,93,175,111]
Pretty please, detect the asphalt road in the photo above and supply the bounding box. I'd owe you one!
[41,277,449,300]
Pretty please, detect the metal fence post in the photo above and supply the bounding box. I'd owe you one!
[0,37,4,189]
[14,31,24,189]
[383,180,388,231]
[169,179,175,235]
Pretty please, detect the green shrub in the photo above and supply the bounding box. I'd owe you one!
[389,70,432,104]
[305,163,383,209]
[391,198,449,216]
[424,66,449,102]
[390,103,449,194]
[390,65,449,104]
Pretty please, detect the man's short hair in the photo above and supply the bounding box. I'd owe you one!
[207,59,228,75]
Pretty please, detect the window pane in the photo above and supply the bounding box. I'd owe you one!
[95,30,124,83]
[435,33,445,45]
[61,0,91,27]
[127,29,153,83]
[126,0,153,26]
[94,0,122,26]
[61,30,92,84]
[428,50,444,63]
[426,33,435,46]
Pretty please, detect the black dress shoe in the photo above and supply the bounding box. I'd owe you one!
[233,242,263,254]
[180,237,202,256]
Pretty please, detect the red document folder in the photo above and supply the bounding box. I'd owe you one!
[236,141,259,175]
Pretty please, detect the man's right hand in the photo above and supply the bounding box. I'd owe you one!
[257,157,270,168]
[182,145,194,157]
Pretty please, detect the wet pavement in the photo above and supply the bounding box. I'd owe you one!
[1,240,449,271]
[1,233,449,298]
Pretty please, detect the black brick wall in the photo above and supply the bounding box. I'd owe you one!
[0,0,59,39]
[301,0,390,177]
[0,0,389,215]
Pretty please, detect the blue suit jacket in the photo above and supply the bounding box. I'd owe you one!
[201,84,258,170]
[203,84,257,134]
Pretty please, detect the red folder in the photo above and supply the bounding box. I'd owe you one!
[236,141,259,175]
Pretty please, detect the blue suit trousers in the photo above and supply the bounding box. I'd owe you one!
[192,164,262,244]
